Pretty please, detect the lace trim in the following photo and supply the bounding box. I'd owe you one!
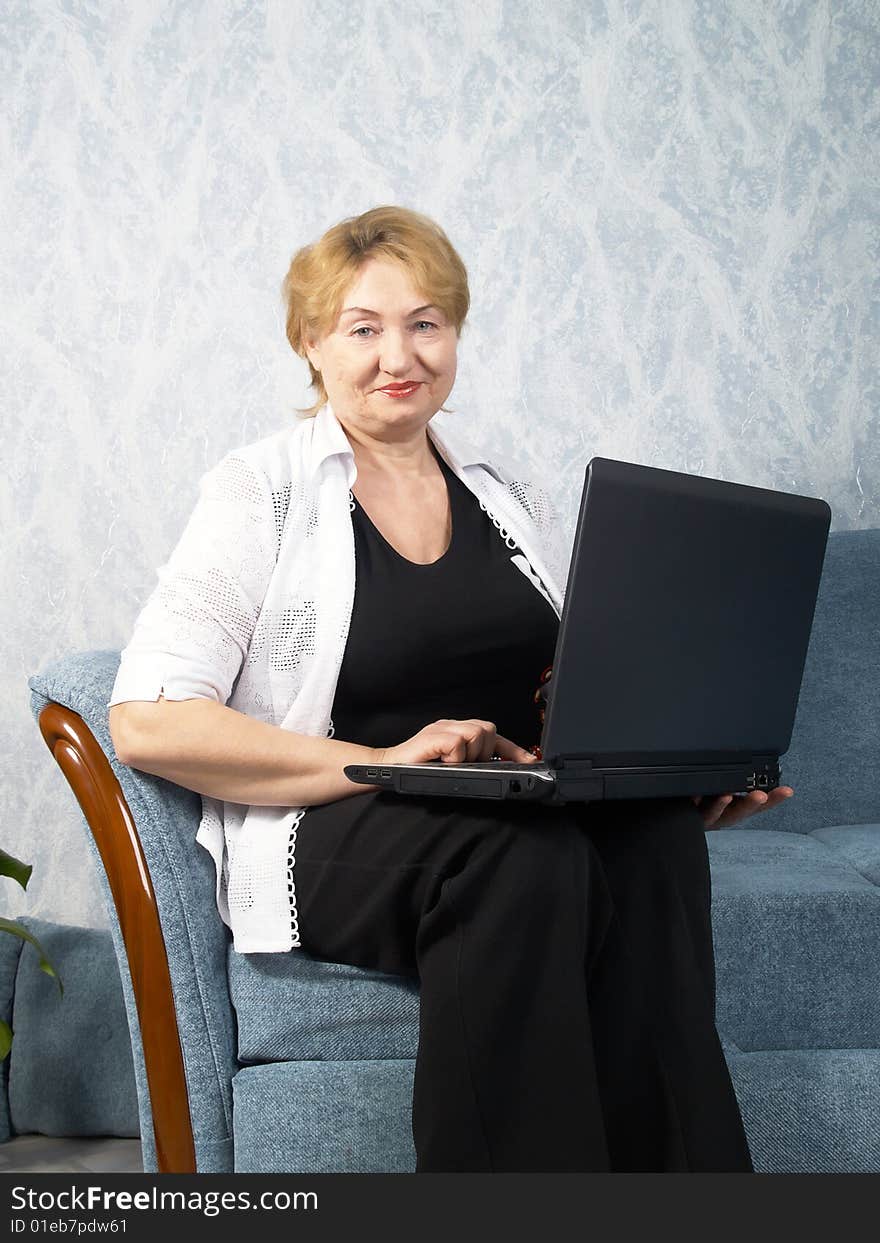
[478,496,557,609]
[288,713,339,947]
[288,807,304,948]
[477,496,521,550]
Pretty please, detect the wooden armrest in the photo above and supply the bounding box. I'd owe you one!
[36,701,197,1174]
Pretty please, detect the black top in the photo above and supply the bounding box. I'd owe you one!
[329,444,559,756]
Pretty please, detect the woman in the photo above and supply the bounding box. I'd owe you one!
[108,205,792,1173]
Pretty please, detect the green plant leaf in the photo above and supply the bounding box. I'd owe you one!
[0,918,63,996]
[0,850,32,891]
[0,1019,11,1061]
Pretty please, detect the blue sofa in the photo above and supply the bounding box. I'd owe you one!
[26,527,880,1173]
[0,918,139,1145]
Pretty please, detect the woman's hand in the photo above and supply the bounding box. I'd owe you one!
[692,786,795,829]
[375,720,538,767]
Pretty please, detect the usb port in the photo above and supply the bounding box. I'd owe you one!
[365,768,378,777]
[380,769,392,779]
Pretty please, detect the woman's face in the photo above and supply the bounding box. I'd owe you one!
[305,257,458,438]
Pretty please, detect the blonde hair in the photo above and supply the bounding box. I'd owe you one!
[281,204,470,418]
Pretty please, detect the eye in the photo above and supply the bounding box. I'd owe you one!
[351,321,439,338]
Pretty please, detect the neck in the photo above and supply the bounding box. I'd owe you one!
[343,421,438,479]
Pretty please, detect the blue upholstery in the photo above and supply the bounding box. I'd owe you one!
[735,528,879,837]
[0,919,139,1141]
[230,951,420,1063]
[25,527,880,1173]
[711,1048,880,1174]
[232,1062,418,1173]
[710,827,880,1049]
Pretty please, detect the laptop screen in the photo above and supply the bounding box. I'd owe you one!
[540,458,831,766]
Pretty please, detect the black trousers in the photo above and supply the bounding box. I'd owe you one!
[293,789,754,1173]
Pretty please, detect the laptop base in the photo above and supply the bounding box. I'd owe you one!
[343,756,781,803]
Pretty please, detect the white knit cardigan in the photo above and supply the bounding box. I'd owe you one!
[108,402,571,952]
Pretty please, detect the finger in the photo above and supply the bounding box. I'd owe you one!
[714,791,770,827]
[440,732,469,763]
[742,787,793,817]
[725,787,795,825]
[473,720,498,762]
[444,724,478,762]
[465,728,486,762]
[702,794,733,827]
[700,785,794,829]
[453,723,491,762]
[495,735,535,762]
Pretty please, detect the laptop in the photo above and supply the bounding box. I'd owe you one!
[344,456,832,805]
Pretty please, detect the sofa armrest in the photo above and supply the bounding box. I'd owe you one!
[29,650,240,1175]
[31,700,195,1172]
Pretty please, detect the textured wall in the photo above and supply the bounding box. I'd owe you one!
[4,0,878,928]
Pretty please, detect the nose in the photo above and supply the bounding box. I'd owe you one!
[377,328,419,375]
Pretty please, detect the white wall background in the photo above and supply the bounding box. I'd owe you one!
[4,0,878,928]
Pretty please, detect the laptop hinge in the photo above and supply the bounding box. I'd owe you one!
[554,751,766,771]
